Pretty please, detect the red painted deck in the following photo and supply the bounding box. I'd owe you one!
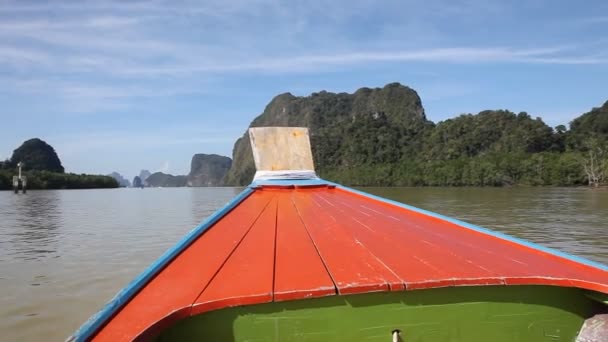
[92,186,608,341]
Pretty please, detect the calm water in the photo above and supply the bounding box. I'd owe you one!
[1,187,607,341]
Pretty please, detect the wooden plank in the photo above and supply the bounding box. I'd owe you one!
[317,191,509,286]
[249,127,315,172]
[331,188,608,292]
[309,191,470,289]
[92,191,275,341]
[273,192,336,301]
[191,198,278,315]
[328,191,562,281]
[292,190,404,294]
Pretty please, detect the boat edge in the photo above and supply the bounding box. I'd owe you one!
[67,187,255,342]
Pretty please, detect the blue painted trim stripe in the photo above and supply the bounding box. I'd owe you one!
[329,182,608,272]
[68,187,255,342]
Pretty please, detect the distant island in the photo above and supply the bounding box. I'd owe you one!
[187,154,232,186]
[225,82,608,187]
[145,172,188,187]
[143,154,232,187]
[0,138,118,190]
[136,170,151,187]
[108,172,131,187]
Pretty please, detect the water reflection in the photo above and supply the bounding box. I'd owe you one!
[2,191,63,261]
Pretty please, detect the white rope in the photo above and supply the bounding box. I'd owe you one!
[253,170,319,181]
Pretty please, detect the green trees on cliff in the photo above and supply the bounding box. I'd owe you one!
[225,83,607,187]
[9,138,65,173]
[316,104,608,187]
[567,101,608,187]
[1,138,118,190]
[6,86,606,189]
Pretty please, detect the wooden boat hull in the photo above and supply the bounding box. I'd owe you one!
[68,183,608,342]
[69,127,608,341]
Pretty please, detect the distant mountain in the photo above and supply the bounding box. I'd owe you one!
[145,172,187,187]
[108,172,131,187]
[223,82,607,187]
[187,154,232,186]
[138,169,151,183]
[131,155,231,188]
[0,138,118,190]
[10,138,64,173]
[224,82,429,185]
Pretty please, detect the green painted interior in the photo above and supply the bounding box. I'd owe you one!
[157,286,607,342]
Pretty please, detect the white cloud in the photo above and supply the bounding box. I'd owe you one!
[0,0,606,114]
[0,77,213,113]
[0,1,160,13]
[0,46,51,65]
[521,56,608,65]
[36,47,608,77]
[0,0,603,76]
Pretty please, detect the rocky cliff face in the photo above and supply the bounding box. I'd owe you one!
[224,82,429,185]
[145,172,187,187]
[11,138,64,173]
[108,172,131,187]
[135,156,231,188]
[187,154,232,186]
[132,176,143,188]
[138,169,151,185]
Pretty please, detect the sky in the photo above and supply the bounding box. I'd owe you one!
[1,0,607,180]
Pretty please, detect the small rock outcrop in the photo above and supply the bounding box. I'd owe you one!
[145,172,187,187]
[132,176,143,188]
[138,170,151,185]
[10,138,64,173]
[108,172,131,187]
[187,154,232,187]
